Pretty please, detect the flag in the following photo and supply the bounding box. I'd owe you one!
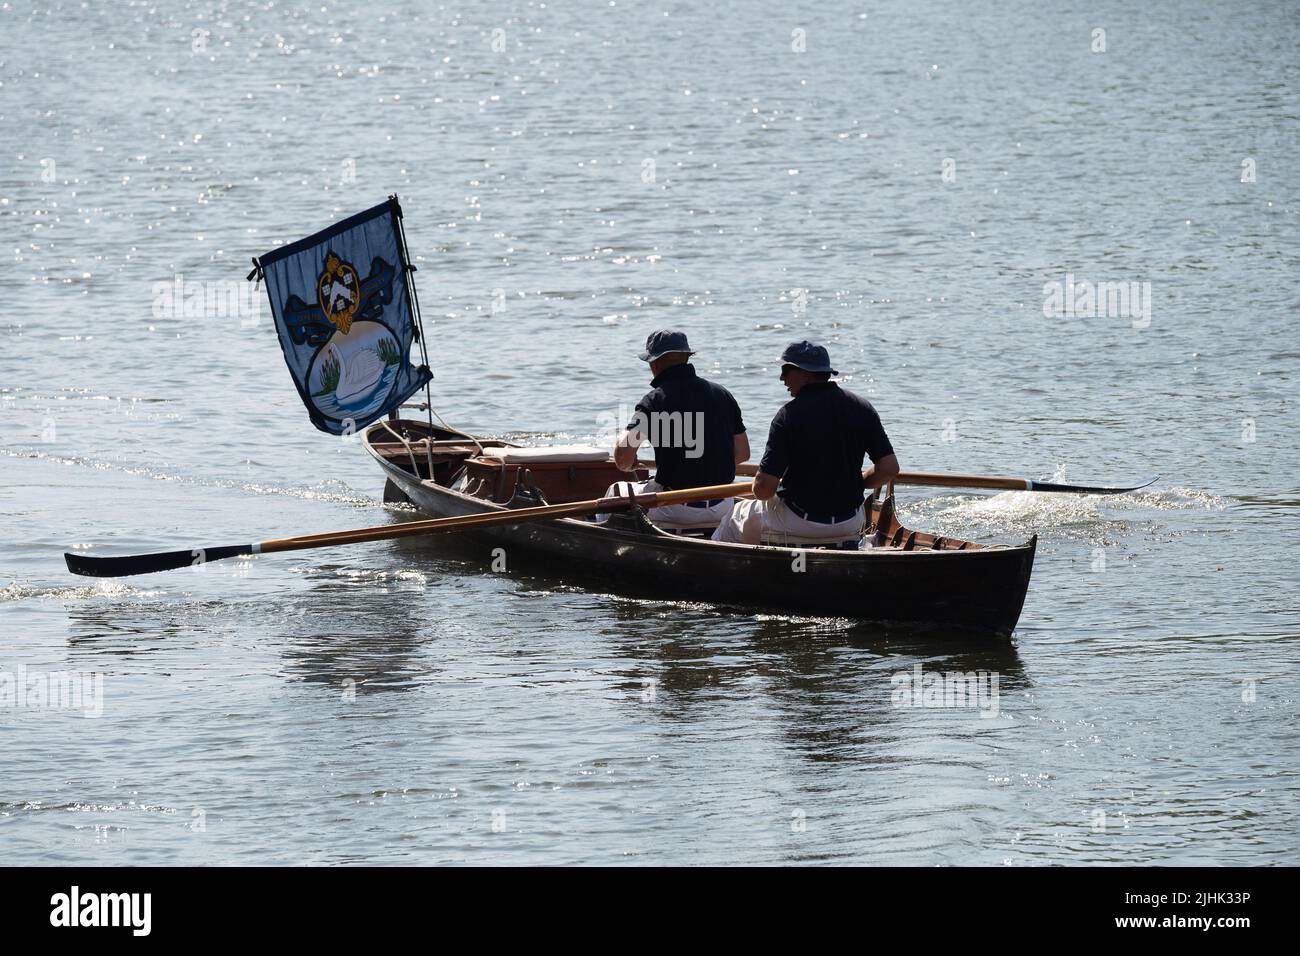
[254,198,431,436]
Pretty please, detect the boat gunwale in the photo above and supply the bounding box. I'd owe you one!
[362,423,1037,564]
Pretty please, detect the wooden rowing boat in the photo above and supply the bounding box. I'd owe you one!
[363,417,1037,637]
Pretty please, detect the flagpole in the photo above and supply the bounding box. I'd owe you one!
[389,194,437,443]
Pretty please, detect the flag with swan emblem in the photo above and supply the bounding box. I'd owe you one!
[252,197,432,436]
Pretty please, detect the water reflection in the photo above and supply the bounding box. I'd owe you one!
[64,600,222,660]
[276,565,440,696]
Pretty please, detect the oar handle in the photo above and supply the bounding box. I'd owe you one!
[623,480,751,509]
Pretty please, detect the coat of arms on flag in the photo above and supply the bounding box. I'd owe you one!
[252,197,432,435]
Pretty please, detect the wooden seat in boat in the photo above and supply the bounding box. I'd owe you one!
[480,445,611,464]
[462,454,648,504]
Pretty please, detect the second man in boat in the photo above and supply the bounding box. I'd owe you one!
[713,340,900,546]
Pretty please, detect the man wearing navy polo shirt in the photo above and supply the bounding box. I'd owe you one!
[606,329,749,528]
[713,340,900,545]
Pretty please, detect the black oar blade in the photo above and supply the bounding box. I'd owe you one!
[64,544,253,578]
[1028,476,1158,495]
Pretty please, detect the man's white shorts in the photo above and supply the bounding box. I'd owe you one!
[712,496,864,545]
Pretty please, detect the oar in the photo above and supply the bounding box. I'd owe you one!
[641,460,1156,495]
[63,480,751,578]
[882,472,1157,495]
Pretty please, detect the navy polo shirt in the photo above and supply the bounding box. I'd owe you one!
[628,363,746,490]
[759,382,894,517]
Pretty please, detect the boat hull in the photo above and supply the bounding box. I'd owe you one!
[370,443,1036,637]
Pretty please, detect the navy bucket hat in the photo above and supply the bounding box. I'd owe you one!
[638,329,696,363]
[778,340,838,375]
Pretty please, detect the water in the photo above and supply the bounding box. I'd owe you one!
[1,0,1297,864]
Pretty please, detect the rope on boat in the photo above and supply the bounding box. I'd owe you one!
[379,420,422,477]
[426,405,484,456]
[395,403,488,457]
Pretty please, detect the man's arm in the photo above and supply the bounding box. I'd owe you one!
[614,428,645,472]
[859,399,897,490]
[753,410,788,500]
[733,432,750,465]
[862,453,900,490]
[752,471,780,500]
[729,391,748,466]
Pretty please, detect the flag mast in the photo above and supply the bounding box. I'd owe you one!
[387,194,436,440]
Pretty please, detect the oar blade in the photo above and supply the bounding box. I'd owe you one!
[64,544,253,578]
[1027,475,1159,495]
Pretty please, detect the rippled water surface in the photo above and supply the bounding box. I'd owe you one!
[1,0,1297,864]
